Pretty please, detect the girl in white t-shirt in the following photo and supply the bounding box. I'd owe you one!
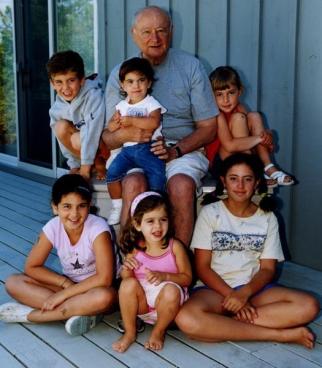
[106,57,167,226]
[0,174,117,336]
[176,153,319,349]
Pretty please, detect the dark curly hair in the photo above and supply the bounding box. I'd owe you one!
[120,194,174,254]
[119,57,155,97]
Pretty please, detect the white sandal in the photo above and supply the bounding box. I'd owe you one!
[264,174,278,188]
[264,164,295,186]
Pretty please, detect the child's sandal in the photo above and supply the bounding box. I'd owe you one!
[264,174,278,188]
[264,163,295,186]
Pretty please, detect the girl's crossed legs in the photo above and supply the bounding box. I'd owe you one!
[5,274,116,322]
[176,287,319,349]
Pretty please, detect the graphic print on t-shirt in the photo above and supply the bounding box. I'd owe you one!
[126,107,148,117]
[71,258,84,270]
[211,231,266,252]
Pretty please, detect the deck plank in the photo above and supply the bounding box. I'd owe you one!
[283,343,322,366]
[167,329,274,367]
[0,196,51,223]
[0,345,25,368]
[85,322,176,368]
[105,312,225,368]
[0,188,51,214]
[0,181,50,206]
[0,240,61,277]
[0,206,44,232]
[0,216,39,243]
[0,322,75,368]
[24,323,127,368]
[0,171,52,194]
[253,345,321,368]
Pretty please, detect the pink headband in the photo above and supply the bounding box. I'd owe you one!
[130,191,162,217]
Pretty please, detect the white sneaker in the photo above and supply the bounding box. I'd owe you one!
[0,302,33,323]
[108,206,121,225]
[65,314,104,336]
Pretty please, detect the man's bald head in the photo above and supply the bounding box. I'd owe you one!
[131,6,173,65]
[133,6,172,30]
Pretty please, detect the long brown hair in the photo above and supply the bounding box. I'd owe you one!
[120,194,174,254]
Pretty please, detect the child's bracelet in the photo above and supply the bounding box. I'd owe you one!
[60,277,68,288]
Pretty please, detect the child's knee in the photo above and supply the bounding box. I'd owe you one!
[5,274,23,295]
[160,283,181,303]
[94,287,117,310]
[119,277,140,295]
[302,294,320,321]
[175,307,198,335]
[247,112,264,132]
[70,132,81,150]
[230,112,249,134]
[54,119,72,137]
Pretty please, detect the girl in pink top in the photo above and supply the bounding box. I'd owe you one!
[1,174,117,336]
[112,192,192,353]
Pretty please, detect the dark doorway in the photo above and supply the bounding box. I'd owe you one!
[14,0,52,168]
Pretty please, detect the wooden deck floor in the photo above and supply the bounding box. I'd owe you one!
[0,168,321,368]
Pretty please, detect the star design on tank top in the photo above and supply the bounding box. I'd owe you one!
[71,258,84,270]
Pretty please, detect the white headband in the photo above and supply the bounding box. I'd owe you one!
[130,191,162,217]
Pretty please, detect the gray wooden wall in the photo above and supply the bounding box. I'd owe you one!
[99,0,322,271]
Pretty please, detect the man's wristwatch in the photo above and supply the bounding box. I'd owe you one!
[174,145,183,158]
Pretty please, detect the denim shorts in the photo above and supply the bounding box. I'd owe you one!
[106,142,166,192]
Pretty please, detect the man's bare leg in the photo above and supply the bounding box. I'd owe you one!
[167,174,195,247]
[120,173,147,226]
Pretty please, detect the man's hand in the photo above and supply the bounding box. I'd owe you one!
[150,137,181,162]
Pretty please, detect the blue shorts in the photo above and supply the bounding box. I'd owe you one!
[191,282,278,296]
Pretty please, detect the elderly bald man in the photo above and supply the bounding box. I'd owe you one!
[102,6,218,246]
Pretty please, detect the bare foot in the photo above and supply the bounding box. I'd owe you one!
[281,327,315,349]
[112,333,136,353]
[94,157,107,180]
[95,167,106,180]
[144,329,165,351]
[69,167,80,175]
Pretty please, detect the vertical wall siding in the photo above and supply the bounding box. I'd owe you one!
[291,0,322,270]
[102,0,322,271]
